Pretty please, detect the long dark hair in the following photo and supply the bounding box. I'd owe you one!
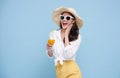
[60,12,79,42]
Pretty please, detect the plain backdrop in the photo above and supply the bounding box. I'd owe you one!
[0,0,120,78]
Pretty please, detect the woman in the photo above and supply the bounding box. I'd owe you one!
[46,6,83,78]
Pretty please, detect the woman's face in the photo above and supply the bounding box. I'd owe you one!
[60,12,75,29]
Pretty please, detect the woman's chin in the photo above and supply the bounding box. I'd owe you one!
[62,25,68,29]
[62,27,67,30]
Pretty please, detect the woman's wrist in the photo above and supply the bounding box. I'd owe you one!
[64,35,70,46]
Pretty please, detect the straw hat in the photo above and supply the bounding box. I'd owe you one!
[52,6,83,29]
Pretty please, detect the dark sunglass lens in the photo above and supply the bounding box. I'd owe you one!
[60,16,64,20]
[66,16,70,20]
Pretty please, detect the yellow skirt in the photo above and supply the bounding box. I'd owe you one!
[56,60,82,78]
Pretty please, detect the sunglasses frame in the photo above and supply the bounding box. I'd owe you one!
[59,15,74,21]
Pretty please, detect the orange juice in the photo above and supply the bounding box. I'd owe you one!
[48,39,55,45]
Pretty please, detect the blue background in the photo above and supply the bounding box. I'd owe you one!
[0,0,120,78]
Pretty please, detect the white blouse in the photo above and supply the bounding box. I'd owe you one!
[48,29,81,66]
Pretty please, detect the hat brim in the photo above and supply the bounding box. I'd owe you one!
[52,7,83,29]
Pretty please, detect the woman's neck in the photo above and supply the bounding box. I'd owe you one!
[61,29,66,33]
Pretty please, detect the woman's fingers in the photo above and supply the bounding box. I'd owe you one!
[46,43,53,50]
[48,51,53,57]
[65,23,73,36]
[47,43,53,57]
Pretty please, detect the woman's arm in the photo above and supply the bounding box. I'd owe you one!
[64,24,73,47]
[46,31,55,57]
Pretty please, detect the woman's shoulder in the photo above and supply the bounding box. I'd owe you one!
[50,29,60,33]
[77,34,82,42]
[49,29,61,35]
[78,34,81,39]
[49,29,60,38]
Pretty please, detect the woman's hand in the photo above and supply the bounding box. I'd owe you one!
[65,23,73,36]
[46,43,53,57]
[64,23,73,46]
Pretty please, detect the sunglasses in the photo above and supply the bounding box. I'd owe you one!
[59,15,74,21]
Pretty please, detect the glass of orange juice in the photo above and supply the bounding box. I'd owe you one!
[48,30,55,46]
[48,39,55,46]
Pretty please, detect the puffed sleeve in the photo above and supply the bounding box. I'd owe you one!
[63,35,82,59]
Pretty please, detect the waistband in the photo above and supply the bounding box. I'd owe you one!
[55,60,75,66]
[63,60,75,62]
[54,57,75,66]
